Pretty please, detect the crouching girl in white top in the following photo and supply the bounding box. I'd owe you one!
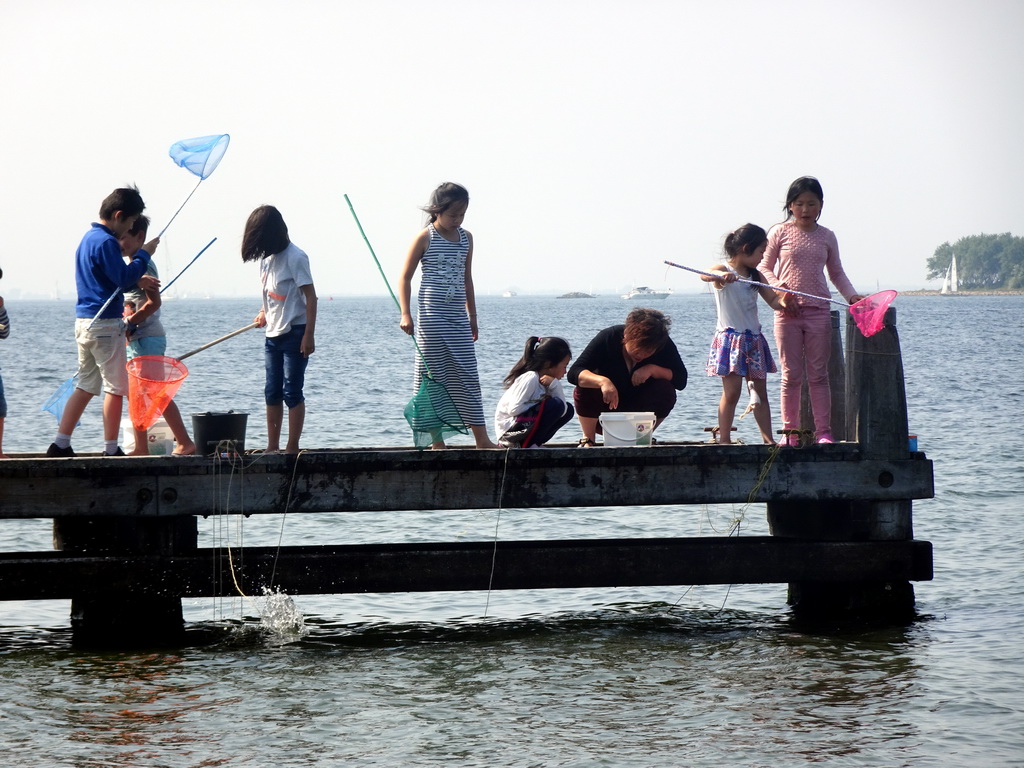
[495,336,574,448]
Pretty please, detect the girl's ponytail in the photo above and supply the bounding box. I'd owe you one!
[724,223,767,258]
[503,336,571,387]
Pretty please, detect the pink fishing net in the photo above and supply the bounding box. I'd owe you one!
[849,290,897,337]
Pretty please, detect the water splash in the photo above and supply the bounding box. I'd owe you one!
[258,588,308,642]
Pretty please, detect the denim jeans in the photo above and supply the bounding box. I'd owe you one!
[265,324,308,408]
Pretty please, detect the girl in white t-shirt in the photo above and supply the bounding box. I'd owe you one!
[495,336,574,448]
[702,224,787,445]
[242,205,318,454]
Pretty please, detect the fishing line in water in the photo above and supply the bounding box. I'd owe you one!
[208,447,278,617]
[269,450,307,588]
[713,443,784,614]
[482,447,514,618]
[208,446,256,622]
[667,443,783,614]
[205,447,308,638]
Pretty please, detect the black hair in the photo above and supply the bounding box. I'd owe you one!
[724,223,767,259]
[503,336,572,387]
[241,205,290,262]
[126,214,150,238]
[783,176,824,220]
[421,182,469,224]
[623,308,671,353]
[99,186,145,221]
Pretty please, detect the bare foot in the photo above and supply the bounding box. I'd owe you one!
[128,449,149,456]
[172,441,197,456]
[475,440,499,449]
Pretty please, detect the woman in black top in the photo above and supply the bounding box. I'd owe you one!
[567,308,687,446]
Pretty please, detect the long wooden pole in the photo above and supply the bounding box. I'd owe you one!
[176,322,258,362]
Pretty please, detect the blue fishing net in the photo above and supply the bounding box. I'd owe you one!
[41,376,78,425]
[169,134,230,180]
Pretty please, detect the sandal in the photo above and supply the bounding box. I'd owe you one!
[577,438,597,448]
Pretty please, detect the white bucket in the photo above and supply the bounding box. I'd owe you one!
[599,412,656,447]
[121,417,175,455]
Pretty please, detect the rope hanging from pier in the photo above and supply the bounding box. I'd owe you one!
[205,447,308,637]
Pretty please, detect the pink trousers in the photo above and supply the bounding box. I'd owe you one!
[774,307,832,437]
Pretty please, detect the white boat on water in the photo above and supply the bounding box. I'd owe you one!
[502,290,517,298]
[622,286,672,301]
[940,256,959,294]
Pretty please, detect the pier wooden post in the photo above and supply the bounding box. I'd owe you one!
[53,515,197,646]
[770,306,917,621]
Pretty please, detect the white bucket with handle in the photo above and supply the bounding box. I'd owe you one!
[599,412,656,446]
[121,417,175,455]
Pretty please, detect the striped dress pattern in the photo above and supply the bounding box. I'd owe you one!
[413,225,486,426]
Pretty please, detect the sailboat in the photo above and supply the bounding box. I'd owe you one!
[940,255,959,295]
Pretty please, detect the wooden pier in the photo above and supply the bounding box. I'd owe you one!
[0,309,933,645]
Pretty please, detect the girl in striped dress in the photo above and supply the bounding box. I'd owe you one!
[398,183,496,449]
[702,224,788,444]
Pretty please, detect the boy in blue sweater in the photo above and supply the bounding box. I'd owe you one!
[47,187,160,457]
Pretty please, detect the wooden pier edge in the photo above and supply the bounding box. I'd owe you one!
[0,307,933,645]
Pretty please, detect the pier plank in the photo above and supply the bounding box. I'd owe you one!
[0,538,934,600]
[0,445,934,519]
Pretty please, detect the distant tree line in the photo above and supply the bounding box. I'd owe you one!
[927,233,1024,290]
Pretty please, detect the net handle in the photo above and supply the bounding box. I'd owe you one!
[663,260,849,306]
[664,260,896,337]
[87,237,217,330]
[155,177,203,239]
[343,194,433,368]
[177,322,258,361]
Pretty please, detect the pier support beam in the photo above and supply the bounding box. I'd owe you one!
[770,307,917,622]
[53,516,197,646]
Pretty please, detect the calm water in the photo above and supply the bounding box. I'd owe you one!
[0,294,1021,767]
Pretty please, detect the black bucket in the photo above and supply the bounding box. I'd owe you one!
[191,411,248,455]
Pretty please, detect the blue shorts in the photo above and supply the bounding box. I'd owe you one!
[0,374,7,419]
[127,335,168,360]
[265,324,308,408]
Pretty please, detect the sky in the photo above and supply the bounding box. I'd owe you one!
[2,0,1021,299]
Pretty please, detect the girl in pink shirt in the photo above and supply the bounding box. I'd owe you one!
[758,177,863,446]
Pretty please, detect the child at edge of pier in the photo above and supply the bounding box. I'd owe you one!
[757,176,863,445]
[47,186,160,458]
[241,205,318,455]
[0,267,10,458]
[702,224,788,445]
[495,336,575,448]
[120,215,196,456]
[398,182,497,449]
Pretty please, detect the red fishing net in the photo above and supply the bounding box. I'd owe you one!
[127,355,189,430]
